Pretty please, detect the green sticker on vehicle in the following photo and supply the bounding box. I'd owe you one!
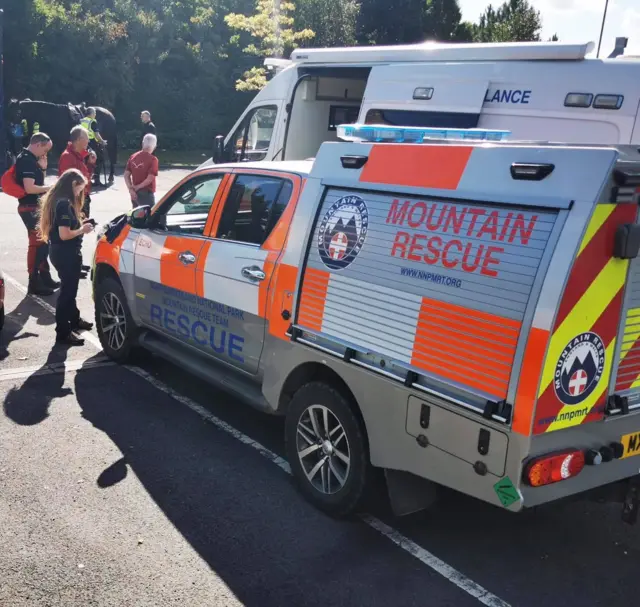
[493,476,520,507]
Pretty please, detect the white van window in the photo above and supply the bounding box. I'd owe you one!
[365,108,479,129]
[228,106,278,162]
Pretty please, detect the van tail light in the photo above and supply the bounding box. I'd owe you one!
[524,450,585,487]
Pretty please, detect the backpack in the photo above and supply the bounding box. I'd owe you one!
[10,123,24,138]
[1,165,27,199]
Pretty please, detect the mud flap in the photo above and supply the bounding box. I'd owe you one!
[384,469,439,516]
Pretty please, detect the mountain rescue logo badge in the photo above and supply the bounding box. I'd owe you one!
[554,332,606,406]
[318,195,369,270]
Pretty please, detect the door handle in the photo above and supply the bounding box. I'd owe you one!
[178,251,196,265]
[242,266,266,281]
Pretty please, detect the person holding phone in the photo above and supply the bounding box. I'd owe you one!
[37,168,95,346]
[15,132,56,295]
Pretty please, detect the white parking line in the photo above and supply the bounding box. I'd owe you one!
[0,357,114,382]
[3,272,511,607]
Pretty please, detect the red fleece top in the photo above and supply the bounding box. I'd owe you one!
[58,143,93,195]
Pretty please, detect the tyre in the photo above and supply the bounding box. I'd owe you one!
[0,304,4,332]
[285,381,370,518]
[95,277,136,362]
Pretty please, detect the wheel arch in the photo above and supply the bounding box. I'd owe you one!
[278,362,369,451]
[93,261,121,287]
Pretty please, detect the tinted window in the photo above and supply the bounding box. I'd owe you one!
[365,109,479,129]
[217,175,292,245]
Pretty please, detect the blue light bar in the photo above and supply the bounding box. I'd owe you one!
[337,124,511,143]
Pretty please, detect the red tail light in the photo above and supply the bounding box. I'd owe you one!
[525,450,585,487]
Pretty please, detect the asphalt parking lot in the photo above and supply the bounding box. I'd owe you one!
[1,169,639,607]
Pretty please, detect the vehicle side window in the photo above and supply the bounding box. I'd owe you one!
[216,175,293,246]
[153,174,224,236]
[227,106,278,163]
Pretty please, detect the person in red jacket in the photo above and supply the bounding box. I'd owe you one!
[58,125,96,275]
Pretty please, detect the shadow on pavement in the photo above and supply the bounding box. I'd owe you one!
[3,293,55,329]
[72,354,453,607]
[0,304,38,361]
[3,345,72,425]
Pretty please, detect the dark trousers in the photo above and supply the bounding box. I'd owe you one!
[50,245,81,337]
[18,206,50,275]
[89,141,104,181]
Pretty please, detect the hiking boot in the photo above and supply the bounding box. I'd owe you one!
[75,318,94,332]
[28,273,54,296]
[40,271,60,290]
[56,333,85,347]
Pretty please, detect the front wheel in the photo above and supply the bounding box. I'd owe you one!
[95,277,136,362]
[285,381,370,518]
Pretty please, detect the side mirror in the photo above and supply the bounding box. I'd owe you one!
[213,135,224,164]
[129,205,151,229]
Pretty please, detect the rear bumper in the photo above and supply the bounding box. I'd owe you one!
[522,411,640,507]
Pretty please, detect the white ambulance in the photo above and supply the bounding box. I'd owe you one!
[209,39,640,167]
[94,125,640,521]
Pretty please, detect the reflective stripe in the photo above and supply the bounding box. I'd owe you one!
[80,117,95,140]
[360,144,472,190]
[134,233,166,283]
[533,203,637,434]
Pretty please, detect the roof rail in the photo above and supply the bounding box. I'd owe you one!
[290,41,595,64]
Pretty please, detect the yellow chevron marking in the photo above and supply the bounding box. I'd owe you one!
[538,257,629,398]
[620,309,640,360]
[577,204,615,257]
[546,339,617,432]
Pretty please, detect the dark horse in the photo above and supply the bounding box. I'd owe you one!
[9,99,118,182]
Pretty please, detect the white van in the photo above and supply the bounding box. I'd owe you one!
[210,40,640,166]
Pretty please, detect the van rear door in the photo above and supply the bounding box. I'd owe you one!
[361,64,488,128]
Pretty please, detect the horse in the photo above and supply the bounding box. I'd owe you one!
[9,99,118,183]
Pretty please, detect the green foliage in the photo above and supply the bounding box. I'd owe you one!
[473,0,543,42]
[357,0,426,45]
[225,0,314,90]
[424,0,467,42]
[294,0,359,48]
[1,0,550,151]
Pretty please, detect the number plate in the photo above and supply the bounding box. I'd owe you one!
[620,431,640,458]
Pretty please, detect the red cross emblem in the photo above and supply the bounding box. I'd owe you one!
[329,232,349,260]
[568,369,588,396]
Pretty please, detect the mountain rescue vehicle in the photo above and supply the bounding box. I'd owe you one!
[94,125,640,521]
[208,39,640,169]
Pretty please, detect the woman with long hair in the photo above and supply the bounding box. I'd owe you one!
[38,168,95,346]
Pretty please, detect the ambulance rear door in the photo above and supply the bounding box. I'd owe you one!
[360,63,489,128]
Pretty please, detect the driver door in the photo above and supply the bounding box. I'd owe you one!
[133,172,227,344]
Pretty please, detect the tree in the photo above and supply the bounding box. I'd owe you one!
[225,0,315,91]
[294,0,359,47]
[357,0,426,45]
[423,0,470,42]
[473,0,542,42]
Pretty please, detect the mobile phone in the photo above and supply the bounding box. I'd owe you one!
[84,218,97,226]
